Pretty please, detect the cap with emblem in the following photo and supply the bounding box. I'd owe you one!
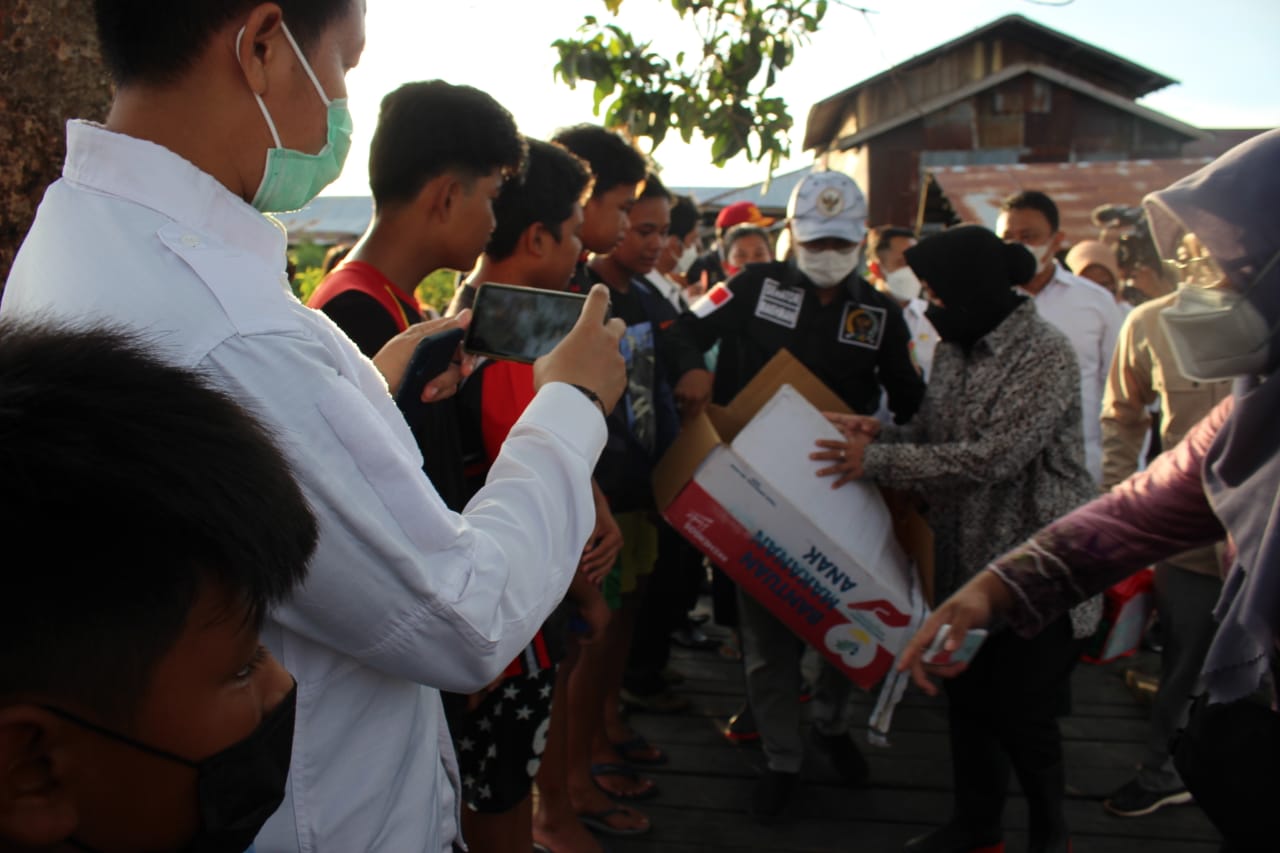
[788,171,867,244]
[715,201,775,232]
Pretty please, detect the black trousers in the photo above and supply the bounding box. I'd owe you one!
[625,523,702,692]
[943,616,1077,840]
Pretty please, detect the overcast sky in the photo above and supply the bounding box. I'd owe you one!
[321,0,1280,197]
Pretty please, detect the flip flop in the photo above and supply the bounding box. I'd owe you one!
[590,762,660,800]
[610,734,668,766]
[576,805,650,836]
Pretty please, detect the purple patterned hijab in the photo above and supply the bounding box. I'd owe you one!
[1145,129,1280,702]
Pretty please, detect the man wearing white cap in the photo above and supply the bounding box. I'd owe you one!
[664,170,924,819]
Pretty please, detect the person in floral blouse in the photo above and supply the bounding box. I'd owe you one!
[814,225,1096,853]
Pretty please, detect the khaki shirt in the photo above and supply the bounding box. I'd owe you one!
[1100,291,1232,574]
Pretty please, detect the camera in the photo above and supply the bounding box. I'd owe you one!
[1091,204,1165,305]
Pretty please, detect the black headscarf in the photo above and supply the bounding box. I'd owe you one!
[905,225,1034,350]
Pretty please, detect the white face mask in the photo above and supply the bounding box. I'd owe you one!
[1159,286,1272,380]
[882,266,922,302]
[795,245,860,289]
[1020,241,1054,277]
[675,244,698,275]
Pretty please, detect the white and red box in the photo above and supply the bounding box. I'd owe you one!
[654,352,932,690]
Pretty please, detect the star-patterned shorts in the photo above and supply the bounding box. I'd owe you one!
[456,665,557,813]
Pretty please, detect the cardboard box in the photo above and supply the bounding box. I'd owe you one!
[1082,567,1156,664]
[654,351,933,690]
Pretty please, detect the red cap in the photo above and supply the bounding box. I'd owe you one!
[715,201,775,231]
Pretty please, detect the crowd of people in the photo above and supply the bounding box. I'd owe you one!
[0,3,1276,853]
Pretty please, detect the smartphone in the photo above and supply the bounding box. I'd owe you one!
[921,624,989,666]
[394,327,465,427]
[464,283,587,364]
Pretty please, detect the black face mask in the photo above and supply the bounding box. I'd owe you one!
[47,682,296,853]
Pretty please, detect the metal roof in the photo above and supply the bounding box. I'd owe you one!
[803,13,1178,151]
[929,157,1213,243]
[277,171,815,243]
[274,196,373,242]
[830,63,1205,152]
[672,166,813,214]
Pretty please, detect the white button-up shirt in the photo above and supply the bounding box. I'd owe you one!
[902,297,939,382]
[2,121,605,853]
[1026,262,1123,484]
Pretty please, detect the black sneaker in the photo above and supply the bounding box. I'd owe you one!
[811,730,870,786]
[1103,777,1192,817]
[750,768,798,821]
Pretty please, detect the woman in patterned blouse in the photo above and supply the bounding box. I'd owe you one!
[814,225,1096,853]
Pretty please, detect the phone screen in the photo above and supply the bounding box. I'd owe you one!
[464,283,586,364]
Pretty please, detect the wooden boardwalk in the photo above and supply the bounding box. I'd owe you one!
[607,622,1223,853]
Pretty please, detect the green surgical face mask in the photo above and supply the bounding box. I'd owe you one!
[238,23,352,213]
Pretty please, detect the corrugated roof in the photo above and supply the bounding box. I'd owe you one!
[672,166,812,214]
[804,14,1178,151]
[930,157,1213,243]
[274,196,373,242]
[278,172,813,243]
[831,63,1205,152]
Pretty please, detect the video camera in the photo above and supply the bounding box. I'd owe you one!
[1092,204,1162,274]
[1091,204,1166,305]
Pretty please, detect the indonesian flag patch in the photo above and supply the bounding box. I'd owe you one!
[691,282,733,318]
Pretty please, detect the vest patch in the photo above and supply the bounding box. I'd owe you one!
[838,302,886,350]
[754,278,804,329]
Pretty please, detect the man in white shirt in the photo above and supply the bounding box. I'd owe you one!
[1,2,626,851]
[998,191,1123,484]
[866,225,938,381]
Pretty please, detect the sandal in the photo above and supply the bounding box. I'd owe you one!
[590,762,660,800]
[576,805,650,836]
[610,734,668,766]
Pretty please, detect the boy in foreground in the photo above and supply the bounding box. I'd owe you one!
[0,320,316,851]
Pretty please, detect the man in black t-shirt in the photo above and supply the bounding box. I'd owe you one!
[665,171,925,820]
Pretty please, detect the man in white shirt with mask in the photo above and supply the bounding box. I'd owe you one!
[1,2,627,851]
[867,225,938,382]
[998,190,1123,485]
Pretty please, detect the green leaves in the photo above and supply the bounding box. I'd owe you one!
[551,0,829,175]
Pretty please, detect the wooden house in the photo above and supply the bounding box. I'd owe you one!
[802,14,1207,230]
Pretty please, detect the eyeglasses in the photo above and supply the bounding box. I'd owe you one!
[1163,232,1280,293]
[1162,233,1226,289]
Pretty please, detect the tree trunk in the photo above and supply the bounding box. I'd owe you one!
[0,0,111,289]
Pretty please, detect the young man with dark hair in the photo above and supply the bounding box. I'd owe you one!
[310,80,527,356]
[645,193,703,309]
[551,124,648,287]
[3,3,627,850]
[0,320,315,852]
[999,190,1123,485]
[308,79,526,509]
[448,139,626,853]
[558,173,684,831]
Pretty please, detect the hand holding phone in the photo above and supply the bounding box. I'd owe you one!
[464,283,591,364]
[532,284,627,415]
[921,624,988,666]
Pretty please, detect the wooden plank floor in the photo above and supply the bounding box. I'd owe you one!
[607,620,1223,853]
